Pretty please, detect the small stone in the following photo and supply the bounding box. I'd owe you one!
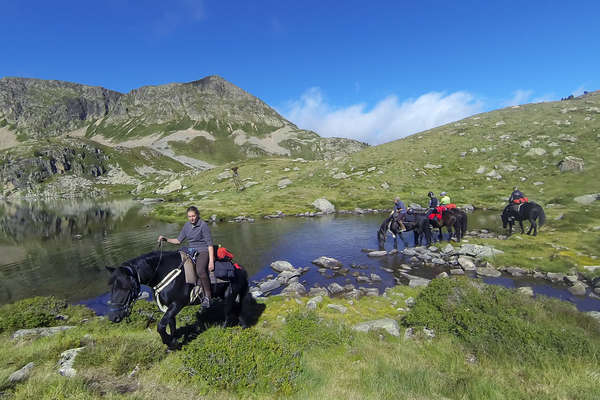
[9,362,35,383]
[568,282,587,296]
[327,304,347,314]
[518,287,534,297]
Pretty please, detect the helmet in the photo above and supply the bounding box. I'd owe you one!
[513,186,518,190]
[428,191,434,197]
[440,192,447,196]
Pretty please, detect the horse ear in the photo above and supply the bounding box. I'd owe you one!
[105,266,116,273]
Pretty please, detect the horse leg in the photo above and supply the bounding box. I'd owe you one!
[519,220,524,234]
[157,303,183,349]
[222,285,236,328]
[527,219,536,235]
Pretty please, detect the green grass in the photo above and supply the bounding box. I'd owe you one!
[1,286,599,399]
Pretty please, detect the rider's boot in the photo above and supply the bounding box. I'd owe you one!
[183,283,196,303]
[399,221,406,232]
[197,276,213,309]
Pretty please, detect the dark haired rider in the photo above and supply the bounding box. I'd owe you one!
[158,206,213,308]
[426,191,439,218]
[508,186,526,213]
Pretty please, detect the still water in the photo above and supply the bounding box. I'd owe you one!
[0,200,598,312]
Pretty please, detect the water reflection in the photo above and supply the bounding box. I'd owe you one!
[0,202,598,313]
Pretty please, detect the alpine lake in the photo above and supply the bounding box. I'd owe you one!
[1,199,598,313]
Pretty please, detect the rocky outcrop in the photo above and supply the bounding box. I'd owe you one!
[558,156,584,172]
[0,140,109,197]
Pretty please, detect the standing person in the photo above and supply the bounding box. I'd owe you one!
[158,206,214,308]
[439,192,451,205]
[427,192,438,210]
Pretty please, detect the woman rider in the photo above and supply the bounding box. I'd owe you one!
[158,206,214,308]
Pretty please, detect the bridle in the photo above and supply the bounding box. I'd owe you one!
[109,264,141,318]
[109,241,165,318]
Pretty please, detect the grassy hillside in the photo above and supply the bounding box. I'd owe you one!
[146,92,600,275]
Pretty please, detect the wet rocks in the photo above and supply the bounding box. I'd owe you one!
[568,282,587,296]
[312,256,343,270]
[270,260,296,273]
[259,279,281,293]
[368,250,388,257]
[458,256,476,270]
[476,267,501,278]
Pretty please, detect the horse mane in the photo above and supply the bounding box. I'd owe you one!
[123,250,178,270]
[378,215,393,236]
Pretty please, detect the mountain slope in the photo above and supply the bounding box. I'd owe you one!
[0,76,367,163]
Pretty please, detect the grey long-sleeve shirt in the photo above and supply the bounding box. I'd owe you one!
[177,220,213,252]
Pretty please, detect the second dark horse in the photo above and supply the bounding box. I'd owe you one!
[428,208,468,242]
[106,250,249,349]
[501,202,545,236]
[378,213,432,250]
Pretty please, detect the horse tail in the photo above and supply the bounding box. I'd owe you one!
[461,211,468,237]
[538,206,546,227]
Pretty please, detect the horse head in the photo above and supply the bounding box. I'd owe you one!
[106,265,141,323]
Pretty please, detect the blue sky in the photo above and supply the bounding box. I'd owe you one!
[2,1,599,144]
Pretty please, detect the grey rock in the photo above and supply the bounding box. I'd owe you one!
[306,295,323,310]
[436,272,449,278]
[8,362,35,383]
[441,244,455,254]
[327,282,345,295]
[312,198,335,214]
[281,282,307,296]
[450,269,465,275]
[457,256,477,270]
[558,156,584,172]
[504,266,527,276]
[518,287,534,296]
[546,272,566,283]
[364,288,380,296]
[276,269,301,284]
[270,260,296,272]
[525,147,547,156]
[12,326,75,339]
[432,258,446,265]
[58,347,86,377]
[327,304,347,314]
[574,193,600,205]
[424,163,442,169]
[568,282,587,296]
[405,297,416,307]
[352,318,400,337]
[370,273,382,282]
[277,178,292,189]
[476,267,501,277]
[308,287,329,297]
[404,327,415,340]
[368,250,388,257]
[586,311,600,323]
[423,327,436,339]
[458,244,503,258]
[259,279,281,293]
[409,278,431,287]
[312,256,343,270]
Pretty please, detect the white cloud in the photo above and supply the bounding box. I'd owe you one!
[281,88,483,145]
[503,89,534,107]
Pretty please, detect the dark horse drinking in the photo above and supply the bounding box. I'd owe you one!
[428,208,468,242]
[501,202,545,236]
[107,250,249,349]
[377,213,432,250]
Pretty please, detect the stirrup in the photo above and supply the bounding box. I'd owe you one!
[190,285,202,303]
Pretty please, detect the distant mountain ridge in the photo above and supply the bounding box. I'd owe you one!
[0,76,367,163]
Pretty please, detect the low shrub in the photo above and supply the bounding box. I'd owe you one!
[404,277,600,361]
[180,326,301,395]
[0,297,67,332]
[283,311,353,351]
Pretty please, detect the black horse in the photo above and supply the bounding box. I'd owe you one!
[501,202,545,236]
[107,250,249,349]
[427,208,468,242]
[377,213,432,250]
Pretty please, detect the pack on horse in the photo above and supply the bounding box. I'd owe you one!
[427,205,467,242]
[501,201,545,236]
[377,212,432,250]
[107,246,249,349]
